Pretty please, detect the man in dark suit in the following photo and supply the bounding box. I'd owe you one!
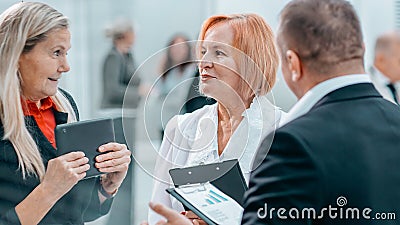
[142,0,400,224]
[242,0,400,224]
[370,31,400,105]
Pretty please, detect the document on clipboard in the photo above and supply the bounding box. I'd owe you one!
[167,182,243,225]
[169,159,248,206]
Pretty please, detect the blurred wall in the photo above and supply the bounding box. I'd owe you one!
[350,0,396,68]
[0,0,398,116]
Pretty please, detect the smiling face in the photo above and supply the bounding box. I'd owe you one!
[198,23,242,100]
[18,28,71,102]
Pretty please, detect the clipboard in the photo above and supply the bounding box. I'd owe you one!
[166,182,243,225]
[55,118,115,179]
[169,159,248,206]
[166,187,218,225]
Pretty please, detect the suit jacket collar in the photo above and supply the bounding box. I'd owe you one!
[279,74,371,126]
[311,83,382,110]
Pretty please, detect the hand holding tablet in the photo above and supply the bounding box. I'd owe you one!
[55,118,116,179]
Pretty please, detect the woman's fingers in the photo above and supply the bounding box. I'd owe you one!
[61,151,86,161]
[68,155,89,168]
[193,219,207,225]
[95,142,131,173]
[97,163,129,173]
[43,152,90,197]
[96,147,131,162]
[95,155,130,168]
[94,142,132,192]
[98,142,127,153]
[72,163,90,174]
[184,211,200,220]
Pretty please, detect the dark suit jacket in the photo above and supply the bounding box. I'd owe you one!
[242,83,400,225]
[0,90,112,225]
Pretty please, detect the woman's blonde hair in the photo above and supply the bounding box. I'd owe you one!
[0,2,76,180]
[198,14,279,99]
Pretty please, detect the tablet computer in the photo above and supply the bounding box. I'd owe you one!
[55,118,115,179]
[169,159,248,206]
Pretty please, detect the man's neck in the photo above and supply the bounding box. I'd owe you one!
[298,62,366,99]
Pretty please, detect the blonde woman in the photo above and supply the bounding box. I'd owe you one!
[0,2,131,225]
[148,13,284,224]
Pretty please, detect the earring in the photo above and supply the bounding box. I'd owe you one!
[292,71,298,82]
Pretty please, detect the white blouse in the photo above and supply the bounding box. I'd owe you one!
[148,95,284,224]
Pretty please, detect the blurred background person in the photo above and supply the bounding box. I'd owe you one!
[0,2,131,225]
[101,18,141,109]
[99,18,140,225]
[148,13,283,224]
[156,34,196,136]
[370,30,400,105]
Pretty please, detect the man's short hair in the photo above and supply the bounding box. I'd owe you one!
[278,0,364,74]
[374,31,400,56]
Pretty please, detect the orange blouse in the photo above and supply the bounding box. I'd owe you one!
[22,97,57,148]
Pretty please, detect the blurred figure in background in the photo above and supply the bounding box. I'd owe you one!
[156,34,196,135]
[101,18,141,109]
[370,30,400,104]
[100,18,139,225]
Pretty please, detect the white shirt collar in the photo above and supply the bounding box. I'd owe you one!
[280,74,371,126]
[370,66,400,88]
[371,66,391,85]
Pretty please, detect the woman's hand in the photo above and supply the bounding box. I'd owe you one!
[183,211,207,225]
[140,202,194,225]
[16,152,89,225]
[95,142,131,193]
[41,151,89,199]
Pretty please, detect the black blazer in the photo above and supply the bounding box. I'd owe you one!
[0,90,112,225]
[242,83,400,225]
[101,47,141,109]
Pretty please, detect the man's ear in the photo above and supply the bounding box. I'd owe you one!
[286,50,302,82]
[375,52,385,64]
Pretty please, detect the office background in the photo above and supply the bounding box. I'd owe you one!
[1,0,397,118]
[0,0,398,224]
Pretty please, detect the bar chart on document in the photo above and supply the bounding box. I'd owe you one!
[176,182,243,225]
[204,189,228,206]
